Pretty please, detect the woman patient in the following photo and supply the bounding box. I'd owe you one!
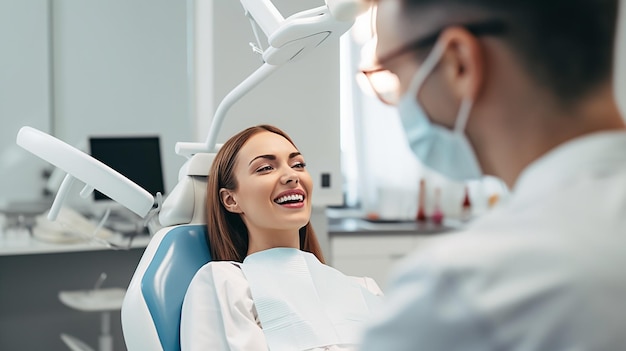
[180,125,383,351]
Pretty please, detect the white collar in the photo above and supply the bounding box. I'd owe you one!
[511,130,626,205]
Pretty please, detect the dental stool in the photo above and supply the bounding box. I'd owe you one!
[121,224,212,351]
[58,281,126,351]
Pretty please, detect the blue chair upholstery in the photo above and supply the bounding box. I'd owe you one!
[122,224,212,351]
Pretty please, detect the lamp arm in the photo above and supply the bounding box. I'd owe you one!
[175,63,282,157]
[202,63,282,153]
[239,0,284,38]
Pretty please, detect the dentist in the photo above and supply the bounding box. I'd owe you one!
[359,0,626,350]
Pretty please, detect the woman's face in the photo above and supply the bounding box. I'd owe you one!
[221,131,313,235]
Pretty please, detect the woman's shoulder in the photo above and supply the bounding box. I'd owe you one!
[348,276,384,296]
[190,260,248,289]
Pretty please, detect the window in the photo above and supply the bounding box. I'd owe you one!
[338,11,508,221]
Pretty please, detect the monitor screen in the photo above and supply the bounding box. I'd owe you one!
[89,136,165,201]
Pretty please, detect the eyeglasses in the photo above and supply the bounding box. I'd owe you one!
[359,20,507,105]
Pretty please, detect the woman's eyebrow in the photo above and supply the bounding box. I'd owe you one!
[248,152,302,166]
[249,154,275,166]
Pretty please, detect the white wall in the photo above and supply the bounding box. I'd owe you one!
[51,0,191,196]
[0,0,52,202]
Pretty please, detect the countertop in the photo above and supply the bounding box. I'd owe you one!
[328,215,462,236]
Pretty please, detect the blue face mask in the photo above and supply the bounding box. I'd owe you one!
[397,42,483,181]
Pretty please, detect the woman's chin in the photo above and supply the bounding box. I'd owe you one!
[280,216,311,231]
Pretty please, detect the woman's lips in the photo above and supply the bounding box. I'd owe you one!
[274,189,306,208]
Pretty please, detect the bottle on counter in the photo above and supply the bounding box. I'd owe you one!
[416,178,427,222]
[431,187,444,225]
[461,185,472,220]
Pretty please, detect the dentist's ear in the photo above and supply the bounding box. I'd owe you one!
[439,26,485,101]
[220,188,243,213]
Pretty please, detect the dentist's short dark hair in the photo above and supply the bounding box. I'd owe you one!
[394,0,619,103]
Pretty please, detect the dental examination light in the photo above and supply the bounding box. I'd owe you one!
[15,0,368,231]
[175,0,368,157]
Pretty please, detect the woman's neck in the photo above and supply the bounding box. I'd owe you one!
[246,228,300,257]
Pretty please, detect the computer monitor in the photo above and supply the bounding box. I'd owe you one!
[88,136,166,204]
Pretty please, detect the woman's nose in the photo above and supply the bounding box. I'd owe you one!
[281,169,299,185]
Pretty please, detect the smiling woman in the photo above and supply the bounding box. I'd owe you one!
[207,124,320,262]
[180,125,384,351]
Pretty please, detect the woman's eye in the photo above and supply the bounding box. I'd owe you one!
[256,165,273,173]
[292,162,307,169]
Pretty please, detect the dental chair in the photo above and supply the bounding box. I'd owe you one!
[121,224,211,351]
[121,154,213,351]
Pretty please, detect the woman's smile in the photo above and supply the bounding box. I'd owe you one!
[274,189,306,208]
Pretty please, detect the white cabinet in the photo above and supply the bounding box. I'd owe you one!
[331,234,436,290]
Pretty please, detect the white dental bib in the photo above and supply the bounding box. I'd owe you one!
[239,248,381,351]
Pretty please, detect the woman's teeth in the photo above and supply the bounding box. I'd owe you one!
[275,194,304,204]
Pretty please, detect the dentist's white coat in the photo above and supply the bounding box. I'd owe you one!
[360,131,626,351]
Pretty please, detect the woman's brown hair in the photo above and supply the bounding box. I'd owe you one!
[205,124,325,263]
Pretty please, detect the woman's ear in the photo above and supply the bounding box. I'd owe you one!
[219,188,242,214]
